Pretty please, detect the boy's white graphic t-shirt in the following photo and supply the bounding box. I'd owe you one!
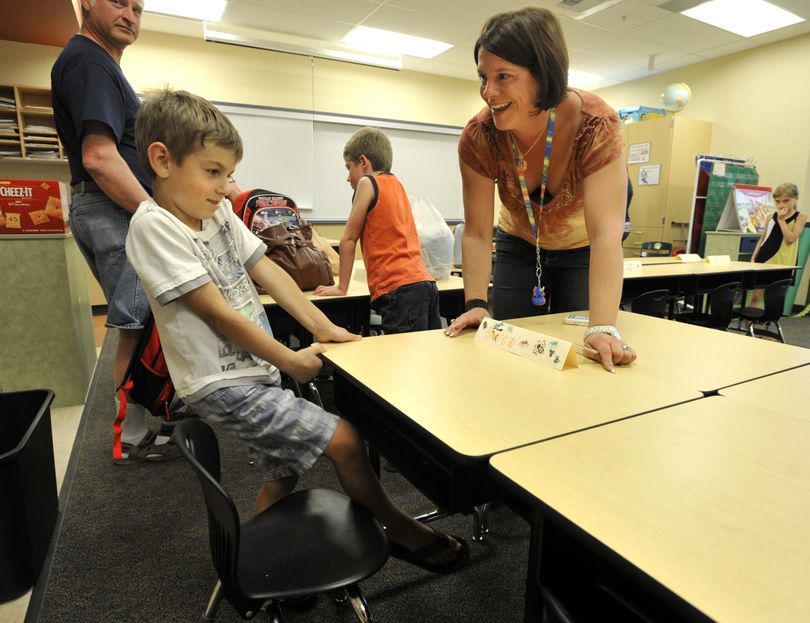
[127,198,280,401]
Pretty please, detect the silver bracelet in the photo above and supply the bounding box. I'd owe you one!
[583,324,621,341]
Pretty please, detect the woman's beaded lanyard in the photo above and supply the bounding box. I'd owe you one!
[511,108,555,306]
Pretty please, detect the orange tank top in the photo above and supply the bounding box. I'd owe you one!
[360,173,434,300]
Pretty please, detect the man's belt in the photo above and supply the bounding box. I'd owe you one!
[70,180,103,194]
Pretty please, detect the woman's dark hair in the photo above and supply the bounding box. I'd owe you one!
[474,7,569,110]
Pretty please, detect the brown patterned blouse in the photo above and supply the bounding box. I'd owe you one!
[458,89,624,251]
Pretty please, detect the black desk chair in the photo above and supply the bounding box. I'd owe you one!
[639,241,672,257]
[674,281,741,330]
[629,288,671,319]
[173,419,389,622]
[734,278,793,343]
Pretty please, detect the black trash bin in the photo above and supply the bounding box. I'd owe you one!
[0,389,58,602]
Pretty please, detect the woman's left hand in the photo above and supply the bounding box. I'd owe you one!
[583,332,636,372]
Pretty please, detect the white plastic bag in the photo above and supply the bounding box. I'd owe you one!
[410,196,454,280]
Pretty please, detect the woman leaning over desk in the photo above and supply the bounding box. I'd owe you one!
[444,6,636,372]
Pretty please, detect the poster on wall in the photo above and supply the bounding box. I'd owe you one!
[628,142,650,164]
[638,164,660,186]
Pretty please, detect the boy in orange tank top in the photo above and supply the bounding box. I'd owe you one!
[315,127,441,334]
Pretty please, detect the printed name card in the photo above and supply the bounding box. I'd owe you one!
[623,259,643,275]
[475,318,578,371]
[677,253,703,263]
[705,254,732,265]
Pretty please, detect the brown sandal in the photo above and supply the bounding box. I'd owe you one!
[388,526,469,574]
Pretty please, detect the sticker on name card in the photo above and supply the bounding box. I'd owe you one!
[474,318,578,370]
[623,259,643,275]
[705,255,732,265]
[677,253,703,263]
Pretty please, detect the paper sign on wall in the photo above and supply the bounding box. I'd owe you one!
[475,318,578,371]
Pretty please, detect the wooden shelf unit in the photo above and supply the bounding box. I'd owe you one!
[0,85,65,162]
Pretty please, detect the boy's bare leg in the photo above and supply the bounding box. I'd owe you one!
[256,474,299,515]
[323,419,462,566]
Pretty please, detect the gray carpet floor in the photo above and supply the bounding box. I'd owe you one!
[30,333,529,623]
[29,314,810,622]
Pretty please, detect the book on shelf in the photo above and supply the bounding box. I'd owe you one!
[716,184,774,234]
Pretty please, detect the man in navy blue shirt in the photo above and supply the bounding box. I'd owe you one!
[52,0,176,463]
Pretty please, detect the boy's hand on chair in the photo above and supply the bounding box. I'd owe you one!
[317,325,361,343]
[288,344,326,383]
[314,284,347,296]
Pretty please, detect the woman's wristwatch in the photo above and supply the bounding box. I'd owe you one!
[583,324,621,341]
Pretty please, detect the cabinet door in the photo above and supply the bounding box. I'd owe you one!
[625,118,672,229]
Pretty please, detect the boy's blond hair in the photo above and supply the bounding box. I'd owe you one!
[135,87,243,178]
[343,127,393,171]
[773,182,799,199]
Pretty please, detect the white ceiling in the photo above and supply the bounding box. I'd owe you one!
[141,0,810,89]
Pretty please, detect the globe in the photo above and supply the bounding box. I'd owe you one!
[661,82,691,112]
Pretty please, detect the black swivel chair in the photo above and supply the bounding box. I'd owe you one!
[674,281,741,330]
[629,288,671,319]
[173,419,389,622]
[639,241,672,257]
[733,278,793,343]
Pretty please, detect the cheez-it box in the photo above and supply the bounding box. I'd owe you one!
[0,179,69,234]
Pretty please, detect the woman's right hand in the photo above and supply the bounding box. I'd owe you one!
[444,307,488,337]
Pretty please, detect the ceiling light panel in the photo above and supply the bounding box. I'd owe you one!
[682,0,804,37]
[341,25,453,59]
[145,0,228,22]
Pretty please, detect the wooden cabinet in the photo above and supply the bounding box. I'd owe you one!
[621,116,712,257]
[0,85,65,161]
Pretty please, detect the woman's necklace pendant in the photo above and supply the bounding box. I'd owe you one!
[516,157,527,174]
[532,285,546,306]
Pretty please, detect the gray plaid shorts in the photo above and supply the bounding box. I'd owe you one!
[184,383,339,480]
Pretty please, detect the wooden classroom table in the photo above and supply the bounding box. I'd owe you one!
[719,363,810,414]
[621,260,795,300]
[490,395,810,622]
[320,310,810,513]
[260,260,465,341]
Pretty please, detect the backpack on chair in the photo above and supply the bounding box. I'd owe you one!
[114,313,176,461]
[232,188,300,235]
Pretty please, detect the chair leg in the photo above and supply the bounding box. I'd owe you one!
[748,323,755,338]
[201,580,223,622]
[265,601,284,623]
[472,502,492,542]
[346,585,373,623]
[776,320,787,344]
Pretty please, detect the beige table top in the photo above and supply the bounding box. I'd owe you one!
[321,311,810,458]
[490,396,810,622]
[623,260,795,280]
[720,364,810,416]
[260,260,464,305]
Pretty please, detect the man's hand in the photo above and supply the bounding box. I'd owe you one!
[314,284,347,296]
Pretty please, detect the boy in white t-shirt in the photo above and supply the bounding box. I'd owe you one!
[126,88,467,573]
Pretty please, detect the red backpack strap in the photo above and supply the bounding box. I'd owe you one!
[113,380,134,460]
[232,189,256,229]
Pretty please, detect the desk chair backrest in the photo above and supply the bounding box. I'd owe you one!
[706,281,742,328]
[762,278,793,321]
[630,288,671,318]
[173,419,246,612]
[639,241,672,257]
